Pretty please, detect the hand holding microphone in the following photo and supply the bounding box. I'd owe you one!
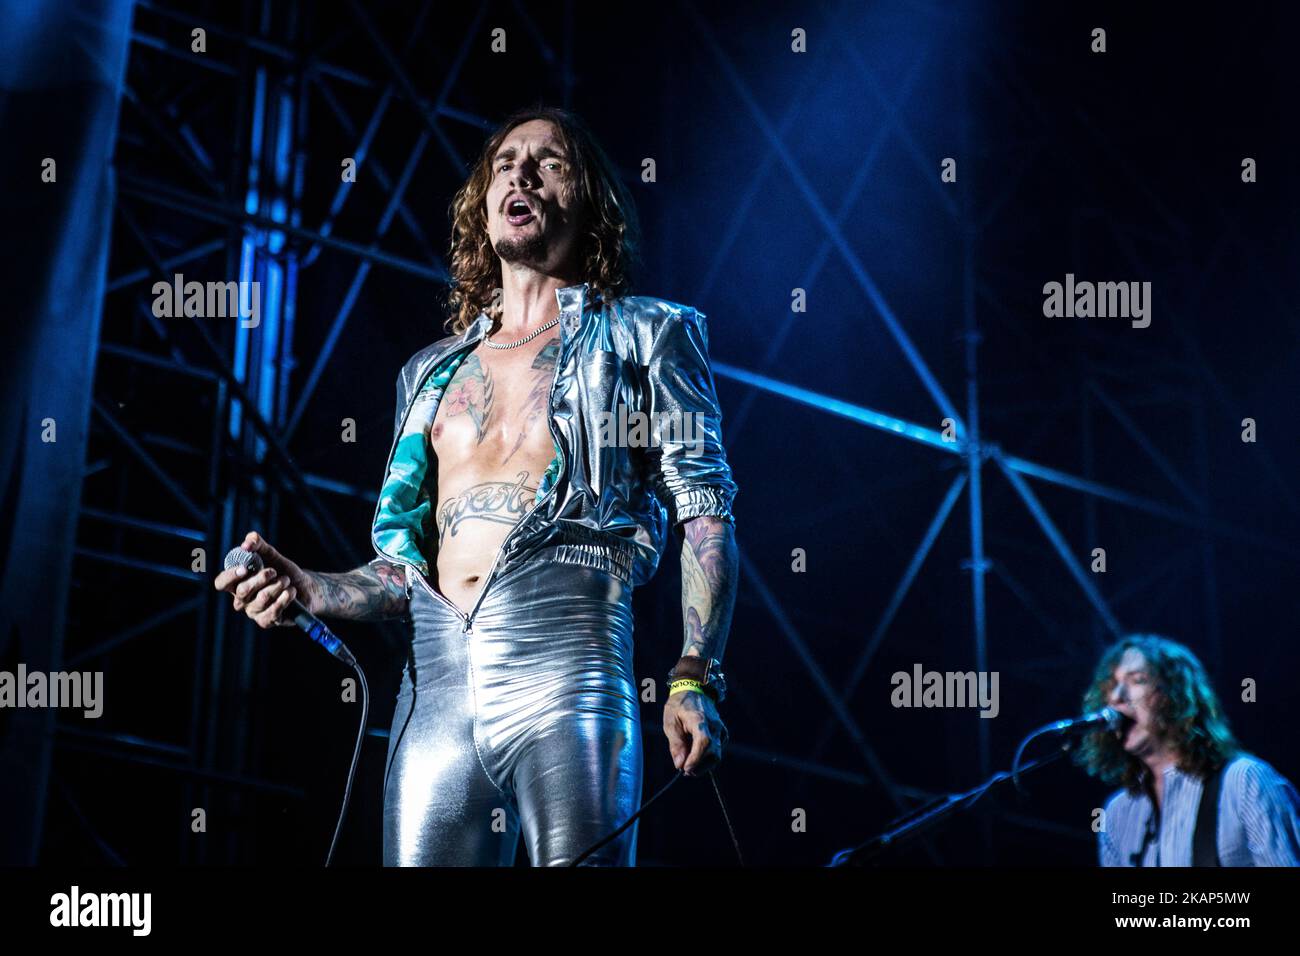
[213,531,313,629]
[215,532,356,668]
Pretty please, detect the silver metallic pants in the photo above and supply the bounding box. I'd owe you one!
[382,546,642,866]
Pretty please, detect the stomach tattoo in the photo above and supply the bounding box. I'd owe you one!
[436,471,537,540]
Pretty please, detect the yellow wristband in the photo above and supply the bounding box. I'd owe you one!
[669,678,704,696]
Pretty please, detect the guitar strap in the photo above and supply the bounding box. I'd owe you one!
[1192,763,1225,867]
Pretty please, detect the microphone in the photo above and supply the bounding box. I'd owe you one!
[1009,707,1133,791]
[1041,707,1129,735]
[222,547,356,667]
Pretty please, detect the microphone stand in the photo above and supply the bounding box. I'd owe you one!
[828,738,1078,866]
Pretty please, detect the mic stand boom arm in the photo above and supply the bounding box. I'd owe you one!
[828,740,1076,866]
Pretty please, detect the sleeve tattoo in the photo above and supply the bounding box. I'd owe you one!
[679,516,739,662]
[301,559,410,622]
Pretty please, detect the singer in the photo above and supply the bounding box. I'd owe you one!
[213,106,739,866]
[1076,634,1300,866]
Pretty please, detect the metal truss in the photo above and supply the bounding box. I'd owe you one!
[675,0,1299,862]
[62,0,1291,865]
[67,0,502,864]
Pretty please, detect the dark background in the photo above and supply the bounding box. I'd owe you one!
[4,0,1297,866]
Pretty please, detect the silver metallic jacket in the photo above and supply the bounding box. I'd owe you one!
[370,282,738,600]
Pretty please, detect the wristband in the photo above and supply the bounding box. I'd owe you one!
[669,678,704,696]
[667,656,727,703]
[669,678,719,703]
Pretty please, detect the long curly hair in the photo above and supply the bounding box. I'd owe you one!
[1074,634,1239,793]
[443,104,642,335]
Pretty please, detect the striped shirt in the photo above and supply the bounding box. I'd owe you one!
[1099,753,1300,867]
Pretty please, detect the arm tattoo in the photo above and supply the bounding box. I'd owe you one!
[301,559,409,621]
[679,516,739,662]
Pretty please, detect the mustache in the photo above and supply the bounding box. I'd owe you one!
[501,194,545,213]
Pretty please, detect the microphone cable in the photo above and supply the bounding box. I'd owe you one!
[709,768,745,866]
[569,765,744,866]
[326,661,368,867]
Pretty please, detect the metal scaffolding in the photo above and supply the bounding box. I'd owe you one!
[677,0,1299,862]
[69,0,481,863]
[57,0,1296,865]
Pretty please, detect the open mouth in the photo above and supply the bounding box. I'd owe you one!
[1116,715,1136,742]
[506,198,536,226]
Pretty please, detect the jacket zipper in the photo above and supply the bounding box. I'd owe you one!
[370,316,571,634]
[412,569,470,626]
[456,328,569,633]
[369,333,483,629]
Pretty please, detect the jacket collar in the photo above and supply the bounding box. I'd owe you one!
[555,282,589,339]
[460,281,591,348]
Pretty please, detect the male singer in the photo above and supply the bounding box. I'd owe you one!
[214,106,739,866]
[1077,634,1300,866]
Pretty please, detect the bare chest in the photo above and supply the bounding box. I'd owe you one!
[429,337,560,468]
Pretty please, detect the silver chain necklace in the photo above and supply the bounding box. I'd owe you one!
[485,316,560,349]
